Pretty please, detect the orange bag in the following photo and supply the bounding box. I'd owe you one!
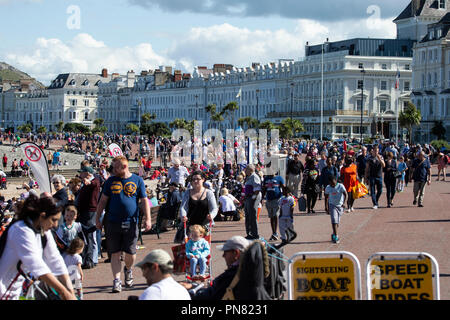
[352,181,368,199]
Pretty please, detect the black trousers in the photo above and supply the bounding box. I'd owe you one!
[306,190,318,211]
[385,179,396,205]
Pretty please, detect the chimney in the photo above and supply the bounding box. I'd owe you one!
[101,68,108,78]
[174,70,182,82]
[411,0,422,16]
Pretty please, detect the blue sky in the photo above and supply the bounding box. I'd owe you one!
[0,0,411,84]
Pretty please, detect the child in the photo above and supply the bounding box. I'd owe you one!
[56,205,83,246]
[63,238,85,300]
[278,187,297,244]
[397,156,407,192]
[218,188,241,221]
[185,224,210,277]
[324,175,348,244]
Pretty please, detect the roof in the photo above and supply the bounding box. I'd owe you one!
[394,0,448,22]
[48,73,111,90]
[419,12,450,42]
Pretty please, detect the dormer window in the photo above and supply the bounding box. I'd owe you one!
[429,30,434,40]
[95,80,101,86]
[439,0,445,9]
[82,79,89,86]
[69,79,76,86]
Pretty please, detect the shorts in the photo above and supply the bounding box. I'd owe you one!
[104,220,138,255]
[329,204,343,225]
[266,199,280,218]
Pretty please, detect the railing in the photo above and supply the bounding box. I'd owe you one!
[266,110,370,118]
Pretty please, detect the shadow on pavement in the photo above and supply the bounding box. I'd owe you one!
[388,219,450,223]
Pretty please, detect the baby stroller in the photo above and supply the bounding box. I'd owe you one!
[172,221,213,286]
[0,176,6,190]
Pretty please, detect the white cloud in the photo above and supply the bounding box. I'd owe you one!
[1,17,398,85]
[2,33,173,85]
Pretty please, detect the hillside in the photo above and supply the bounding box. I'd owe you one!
[0,61,45,88]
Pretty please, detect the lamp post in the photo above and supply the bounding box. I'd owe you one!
[360,66,366,144]
[256,89,260,121]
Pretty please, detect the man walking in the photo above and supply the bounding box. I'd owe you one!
[96,156,151,293]
[244,164,262,240]
[262,170,285,241]
[77,166,101,269]
[410,151,431,208]
[286,153,304,198]
[365,146,385,209]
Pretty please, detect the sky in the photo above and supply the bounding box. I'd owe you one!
[0,0,411,85]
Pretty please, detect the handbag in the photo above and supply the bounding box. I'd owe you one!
[298,196,307,212]
[352,181,368,199]
[392,170,402,178]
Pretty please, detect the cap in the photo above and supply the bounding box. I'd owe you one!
[78,166,95,174]
[216,236,250,252]
[135,249,173,269]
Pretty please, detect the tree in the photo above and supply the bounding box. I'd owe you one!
[221,101,239,129]
[56,121,64,133]
[205,104,217,129]
[141,112,156,124]
[258,120,276,130]
[93,118,105,127]
[279,118,304,139]
[126,123,140,135]
[18,123,32,134]
[92,118,107,135]
[238,117,259,130]
[431,121,446,141]
[37,126,47,134]
[399,102,421,144]
[169,118,194,135]
[63,123,91,134]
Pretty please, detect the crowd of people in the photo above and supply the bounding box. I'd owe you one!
[0,131,448,300]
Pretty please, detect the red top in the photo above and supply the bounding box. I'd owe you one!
[340,164,358,192]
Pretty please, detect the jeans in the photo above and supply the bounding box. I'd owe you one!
[189,256,207,276]
[369,177,383,206]
[385,179,396,205]
[79,211,98,265]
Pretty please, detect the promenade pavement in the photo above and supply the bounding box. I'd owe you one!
[82,163,450,301]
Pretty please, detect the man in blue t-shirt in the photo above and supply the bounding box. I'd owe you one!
[96,156,151,293]
[262,173,285,241]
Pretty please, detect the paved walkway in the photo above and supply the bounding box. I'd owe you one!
[82,164,449,300]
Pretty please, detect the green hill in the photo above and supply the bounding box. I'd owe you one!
[0,61,45,88]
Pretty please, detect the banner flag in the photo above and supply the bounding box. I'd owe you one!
[108,143,123,157]
[20,142,52,194]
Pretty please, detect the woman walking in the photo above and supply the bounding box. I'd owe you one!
[180,171,218,234]
[340,156,358,213]
[383,152,398,208]
[301,159,320,214]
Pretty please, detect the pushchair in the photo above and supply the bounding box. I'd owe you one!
[172,220,213,286]
[0,176,6,189]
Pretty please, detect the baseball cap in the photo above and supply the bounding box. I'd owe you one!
[216,236,250,252]
[135,249,173,269]
[78,166,95,174]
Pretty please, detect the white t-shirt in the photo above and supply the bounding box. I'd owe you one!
[0,220,68,300]
[139,276,191,300]
[63,253,82,282]
[219,194,238,212]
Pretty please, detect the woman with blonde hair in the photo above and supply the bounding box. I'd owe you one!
[218,188,241,221]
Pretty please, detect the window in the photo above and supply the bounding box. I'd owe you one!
[381,64,387,70]
[381,81,387,90]
[439,0,445,9]
[380,100,387,113]
[404,81,410,91]
[84,111,89,121]
[357,80,364,90]
[404,64,410,70]
[84,100,89,107]
[358,63,364,69]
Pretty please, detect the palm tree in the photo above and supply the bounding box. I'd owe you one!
[399,102,421,144]
[279,118,304,139]
[431,121,446,141]
[258,120,276,130]
[222,101,239,129]
[205,104,217,129]
[141,112,156,124]
[126,123,139,135]
[56,121,64,133]
[238,117,259,130]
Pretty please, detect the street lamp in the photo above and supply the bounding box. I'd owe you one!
[256,89,260,121]
[360,66,366,144]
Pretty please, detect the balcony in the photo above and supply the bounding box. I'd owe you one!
[266,110,370,118]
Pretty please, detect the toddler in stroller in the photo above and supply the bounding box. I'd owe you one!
[0,176,6,190]
[185,225,210,280]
